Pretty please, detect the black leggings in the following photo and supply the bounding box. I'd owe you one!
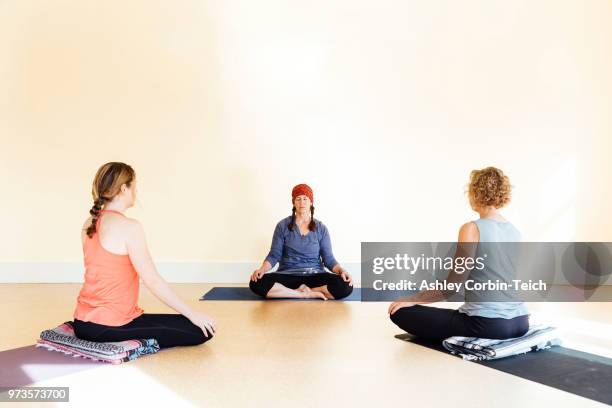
[390,305,529,340]
[73,314,212,349]
[249,272,353,299]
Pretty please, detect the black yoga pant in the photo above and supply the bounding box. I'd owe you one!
[390,305,529,340]
[249,272,353,299]
[73,314,212,349]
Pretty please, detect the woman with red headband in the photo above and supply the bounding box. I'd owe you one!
[249,184,353,299]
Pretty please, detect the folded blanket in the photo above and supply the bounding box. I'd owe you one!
[36,322,160,364]
[442,325,562,361]
[274,268,327,275]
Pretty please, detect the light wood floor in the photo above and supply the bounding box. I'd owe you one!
[1,284,611,408]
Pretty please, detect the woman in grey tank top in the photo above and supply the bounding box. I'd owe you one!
[389,167,529,340]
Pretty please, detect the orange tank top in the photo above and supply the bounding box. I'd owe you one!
[74,210,144,326]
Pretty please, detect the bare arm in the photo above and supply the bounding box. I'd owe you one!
[389,222,479,311]
[126,221,194,317]
[126,221,215,335]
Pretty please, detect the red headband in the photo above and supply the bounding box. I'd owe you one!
[291,184,313,204]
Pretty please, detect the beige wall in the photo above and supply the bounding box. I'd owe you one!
[1,0,611,264]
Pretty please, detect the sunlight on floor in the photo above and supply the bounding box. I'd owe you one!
[529,309,612,359]
[34,364,198,408]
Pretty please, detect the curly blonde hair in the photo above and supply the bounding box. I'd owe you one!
[468,167,512,209]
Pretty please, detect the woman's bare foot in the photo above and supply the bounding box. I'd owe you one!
[285,284,326,300]
[304,291,327,300]
[296,284,310,293]
[309,285,335,300]
[295,285,326,299]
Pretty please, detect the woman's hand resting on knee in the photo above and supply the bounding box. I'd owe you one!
[250,268,264,282]
[388,301,417,315]
[338,270,353,286]
[251,261,272,282]
[188,311,217,338]
[331,265,353,286]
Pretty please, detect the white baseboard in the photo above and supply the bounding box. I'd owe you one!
[0,262,363,284]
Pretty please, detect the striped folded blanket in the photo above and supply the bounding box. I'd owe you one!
[36,322,160,364]
[274,268,327,275]
[442,325,562,361]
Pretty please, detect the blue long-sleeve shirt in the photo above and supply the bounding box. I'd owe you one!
[264,216,339,273]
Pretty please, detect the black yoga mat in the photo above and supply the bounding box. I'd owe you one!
[397,335,612,406]
[200,286,367,301]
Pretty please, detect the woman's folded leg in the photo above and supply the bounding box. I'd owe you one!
[249,273,281,297]
[74,314,211,348]
[248,273,325,299]
[389,305,459,340]
[390,305,530,340]
[303,273,353,299]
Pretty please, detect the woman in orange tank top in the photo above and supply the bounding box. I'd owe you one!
[73,162,216,348]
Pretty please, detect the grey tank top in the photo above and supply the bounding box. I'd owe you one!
[458,218,529,319]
